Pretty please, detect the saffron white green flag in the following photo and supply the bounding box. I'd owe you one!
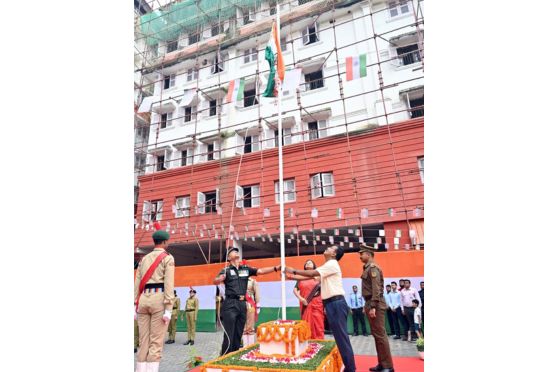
[263,21,285,97]
[345,54,367,81]
[226,78,245,103]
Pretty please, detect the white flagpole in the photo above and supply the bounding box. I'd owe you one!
[276,5,287,321]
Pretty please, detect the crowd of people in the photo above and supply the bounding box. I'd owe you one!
[134,228,423,372]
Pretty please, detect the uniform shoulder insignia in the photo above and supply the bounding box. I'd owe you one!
[371,270,377,278]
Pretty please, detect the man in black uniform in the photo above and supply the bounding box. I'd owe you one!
[214,247,281,356]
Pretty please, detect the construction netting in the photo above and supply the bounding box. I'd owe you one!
[139,0,266,46]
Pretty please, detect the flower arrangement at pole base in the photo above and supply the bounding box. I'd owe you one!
[186,347,204,369]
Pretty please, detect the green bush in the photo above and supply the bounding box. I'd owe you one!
[416,337,424,352]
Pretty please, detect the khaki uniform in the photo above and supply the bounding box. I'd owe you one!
[184,296,199,342]
[167,296,181,341]
[134,248,175,363]
[362,261,393,369]
[243,278,260,335]
[134,320,139,349]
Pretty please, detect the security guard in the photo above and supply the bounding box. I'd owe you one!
[182,289,199,345]
[214,247,280,355]
[165,290,180,344]
[359,244,394,372]
[134,230,175,372]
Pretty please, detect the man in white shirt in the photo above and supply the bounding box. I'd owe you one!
[285,246,356,372]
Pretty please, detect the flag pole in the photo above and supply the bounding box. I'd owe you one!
[276,5,287,321]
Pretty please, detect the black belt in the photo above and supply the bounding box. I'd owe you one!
[227,295,246,301]
[322,295,344,305]
[145,283,164,289]
[185,309,195,312]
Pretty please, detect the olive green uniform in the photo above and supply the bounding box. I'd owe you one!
[184,297,199,342]
[362,259,393,369]
[167,296,181,341]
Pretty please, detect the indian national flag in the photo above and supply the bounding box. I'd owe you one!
[263,21,285,97]
[226,78,245,103]
[346,54,367,81]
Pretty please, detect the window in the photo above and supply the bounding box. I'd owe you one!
[275,179,296,203]
[211,24,222,36]
[160,112,173,128]
[198,190,219,214]
[409,96,424,118]
[310,172,335,199]
[212,53,224,74]
[304,70,324,90]
[274,128,292,147]
[243,88,259,107]
[280,37,287,52]
[270,2,277,15]
[166,39,178,53]
[244,135,260,153]
[156,155,166,171]
[184,106,197,122]
[207,143,215,161]
[308,120,327,140]
[186,68,198,82]
[175,196,190,217]
[388,1,410,18]
[302,23,319,45]
[209,99,218,116]
[236,185,261,208]
[243,6,257,25]
[163,74,175,90]
[143,200,163,221]
[181,149,193,166]
[243,48,258,63]
[189,30,200,44]
[396,44,422,66]
[418,157,424,183]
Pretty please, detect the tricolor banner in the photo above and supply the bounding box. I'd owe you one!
[263,21,285,97]
[226,78,245,104]
[346,54,367,81]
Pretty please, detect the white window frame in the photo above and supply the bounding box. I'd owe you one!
[236,184,260,208]
[181,148,194,166]
[183,105,197,123]
[274,127,292,147]
[186,68,199,82]
[418,156,424,184]
[243,48,258,64]
[310,172,335,199]
[307,120,327,140]
[175,196,190,217]
[143,200,163,221]
[302,22,319,45]
[163,74,176,90]
[275,179,296,203]
[211,53,225,74]
[388,0,410,18]
[244,134,260,153]
[166,38,178,53]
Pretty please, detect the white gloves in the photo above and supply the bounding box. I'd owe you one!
[163,309,172,324]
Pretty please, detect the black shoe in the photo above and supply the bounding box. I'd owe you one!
[165,340,172,344]
[369,365,383,372]
[394,335,401,339]
[134,348,137,353]
[353,333,359,337]
[184,341,190,345]
[190,341,195,345]
[363,333,369,336]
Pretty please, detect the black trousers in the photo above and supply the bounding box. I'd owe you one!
[351,307,367,335]
[403,306,416,338]
[220,299,247,355]
[386,308,397,335]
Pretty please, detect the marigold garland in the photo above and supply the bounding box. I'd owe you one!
[256,320,311,355]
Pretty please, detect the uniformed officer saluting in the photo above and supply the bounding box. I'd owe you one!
[359,244,394,372]
[214,247,281,356]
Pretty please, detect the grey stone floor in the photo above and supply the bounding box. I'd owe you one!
[134,331,420,372]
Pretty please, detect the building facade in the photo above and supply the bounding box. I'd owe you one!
[134,0,424,265]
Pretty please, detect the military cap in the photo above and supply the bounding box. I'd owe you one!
[226,247,239,257]
[359,243,375,254]
[152,230,170,241]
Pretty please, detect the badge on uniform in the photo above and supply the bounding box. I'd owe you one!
[239,269,249,277]
[371,271,377,278]
[229,270,237,276]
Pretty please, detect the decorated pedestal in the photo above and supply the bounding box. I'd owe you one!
[201,320,343,372]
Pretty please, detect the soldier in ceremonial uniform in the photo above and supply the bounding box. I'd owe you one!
[165,290,180,344]
[214,247,280,356]
[134,230,175,372]
[182,289,199,345]
[359,244,394,372]
[242,276,261,346]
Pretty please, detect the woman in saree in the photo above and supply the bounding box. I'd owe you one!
[291,259,325,339]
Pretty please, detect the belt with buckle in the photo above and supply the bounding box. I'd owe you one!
[228,295,246,301]
[322,295,344,305]
[143,283,164,293]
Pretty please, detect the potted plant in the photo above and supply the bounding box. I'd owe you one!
[416,337,424,360]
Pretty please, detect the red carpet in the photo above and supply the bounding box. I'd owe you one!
[191,355,423,372]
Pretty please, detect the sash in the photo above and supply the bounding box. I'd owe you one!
[135,251,169,311]
[246,293,258,323]
[301,282,321,317]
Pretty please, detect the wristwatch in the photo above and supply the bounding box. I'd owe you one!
[293,270,297,275]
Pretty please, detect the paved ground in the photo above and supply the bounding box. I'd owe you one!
[134,331,420,372]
